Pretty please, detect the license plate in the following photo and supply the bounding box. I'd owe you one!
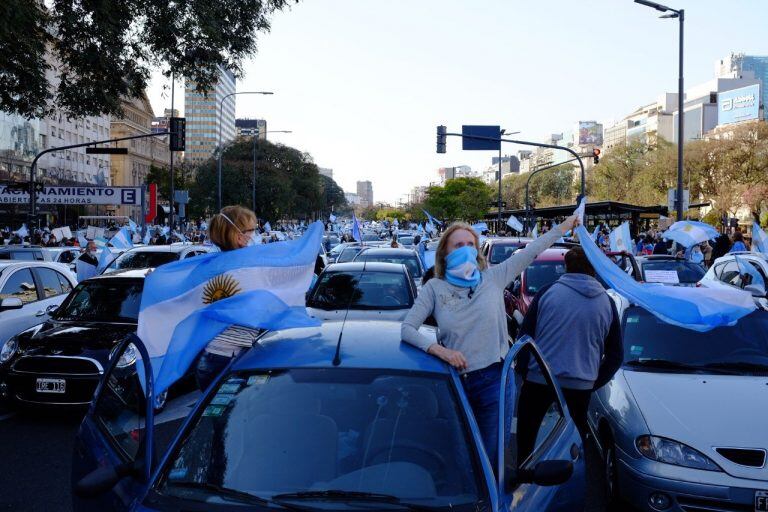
[757,490,768,512]
[35,378,66,394]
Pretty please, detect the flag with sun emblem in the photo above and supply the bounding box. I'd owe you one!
[662,220,718,248]
[137,221,324,398]
[609,221,633,253]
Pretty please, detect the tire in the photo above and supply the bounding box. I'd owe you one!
[604,438,622,508]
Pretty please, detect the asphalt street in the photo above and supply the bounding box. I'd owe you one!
[0,403,624,512]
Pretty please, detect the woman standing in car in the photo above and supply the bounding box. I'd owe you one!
[401,215,578,465]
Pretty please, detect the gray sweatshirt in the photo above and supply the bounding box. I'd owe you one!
[401,229,563,373]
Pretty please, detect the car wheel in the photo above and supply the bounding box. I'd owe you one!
[604,439,621,507]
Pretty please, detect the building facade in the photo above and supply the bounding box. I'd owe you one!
[356,180,373,208]
[344,192,360,206]
[716,53,768,120]
[235,118,267,139]
[184,67,236,165]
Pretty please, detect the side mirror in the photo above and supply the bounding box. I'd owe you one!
[0,298,23,311]
[74,461,140,498]
[516,460,573,487]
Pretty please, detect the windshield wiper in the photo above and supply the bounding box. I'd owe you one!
[271,490,442,511]
[702,361,768,373]
[167,481,305,510]
[625,359,739,375]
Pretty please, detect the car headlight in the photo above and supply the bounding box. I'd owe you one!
[636,435,720,471]
[109,342,137,368]
[0,338,18,363]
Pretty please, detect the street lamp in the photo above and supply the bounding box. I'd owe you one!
[635,0,685,221]
[498,129,520,233]
[216,91,273,211]
[251,130,292,212]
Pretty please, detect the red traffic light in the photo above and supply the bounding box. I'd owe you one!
[592,148,601,164]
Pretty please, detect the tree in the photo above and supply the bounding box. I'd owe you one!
[0,0,290,118]
[423,177,493,221]
[319,174,348,215]
[146,165,183,203]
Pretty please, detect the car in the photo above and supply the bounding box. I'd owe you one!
[0,269,149,409]
[634,255,706,286]
[700,252,768,297]
[506,248,569,328]
[71,321,585,511]
[306,262,416,321]
[0,261,78,353]
[102,244,215,274]
[322,234,341,252]
[361,232,381,243]
[353,247,425,283]
[588,293,768,512]
[481,238,533,267]
[0,246,51,262]
[336,243,367,263]
[45,247,82,272]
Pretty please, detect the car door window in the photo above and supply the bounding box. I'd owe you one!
[12,251,36,261]
[0,268,38,304]
[36,268,65,298]
[718,261,744,287]
[92,342,145,461]
[56,271,73,295]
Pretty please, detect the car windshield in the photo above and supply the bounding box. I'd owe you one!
[329,244,347,256]
[489,243,524,265]
[642,260,705,284]
[337,246,363,263]
[357,252,422,278]
[525,260,566,295]
[398,236,414,246]
[53,279,143,322]
[362,234,380,242]
[622,307,768,371]
[155,368,486,510]
[109,250,179,271]
[309,271,412,310]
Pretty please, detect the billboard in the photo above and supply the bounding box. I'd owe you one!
[719,84,760,126]
[578,121,603,146]
[0,185,143,205]
[462,125,501,151]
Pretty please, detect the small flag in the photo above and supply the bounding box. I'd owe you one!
[531,224,539,239]
[609,222,633,253]
[264,221,272,233]
[96,248,114,273]
[128,219,139,233]
[77,231,88,248]
[329,213,337,223]
[352,215,362,243]
[143,229,151,245]
[423,209,443,226]
[506,215,523,232]
[752,222,768,254]
[663,220,718,248]
[15,224,28,238]
[110,227,134,250]
[591,224,601,242]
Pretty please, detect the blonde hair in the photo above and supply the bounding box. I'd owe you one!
[434,222,487,279]
[209,205,257,251]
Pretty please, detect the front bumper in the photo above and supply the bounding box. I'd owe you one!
[617,446,768,512]
[2,355,103,407]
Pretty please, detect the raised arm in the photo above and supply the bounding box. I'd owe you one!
[401,283,438,352]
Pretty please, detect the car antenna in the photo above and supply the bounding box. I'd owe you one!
[332,264,364,366]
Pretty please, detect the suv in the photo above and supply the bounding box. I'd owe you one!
[103,243,215,273]
[0,246,51,262]
[481,238,533,266]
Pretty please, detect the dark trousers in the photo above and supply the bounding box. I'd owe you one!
[461,362,502,469]
[517,380,591,463]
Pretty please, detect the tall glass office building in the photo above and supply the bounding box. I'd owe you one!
[716,53,768,120]
[184,66,236,165]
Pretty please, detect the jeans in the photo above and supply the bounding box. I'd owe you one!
[461,362,502,469]
[195,351,233,391]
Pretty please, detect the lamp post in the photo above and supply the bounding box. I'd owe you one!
[635,0,684,221]
[216,91,273,211]
[251,129,292,212]
[498,129,520,233]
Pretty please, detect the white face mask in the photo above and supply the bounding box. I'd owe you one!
[248,232,260,247]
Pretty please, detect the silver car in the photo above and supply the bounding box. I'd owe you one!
[0,262,78,356]
[102,243,215,273]
[588,291,768,512]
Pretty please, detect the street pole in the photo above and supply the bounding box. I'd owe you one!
[497,147,502,234]
[252,134,257,212]
[676,9,685,221]
[169,73,175,231]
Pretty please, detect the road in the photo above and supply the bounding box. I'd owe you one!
[0,405,623,512]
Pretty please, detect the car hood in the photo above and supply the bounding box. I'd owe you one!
[624,370,768,479]
[22,320,136,354]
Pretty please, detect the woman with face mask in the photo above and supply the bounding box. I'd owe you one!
[401,214,579,465]
[195,205,260,390]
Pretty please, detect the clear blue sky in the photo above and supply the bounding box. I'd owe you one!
[149,0,768,204]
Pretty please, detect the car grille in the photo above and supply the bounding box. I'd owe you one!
[678,496,753,512]
[715,447,766,467]
[12,356,102,376]
[9,374,100,405]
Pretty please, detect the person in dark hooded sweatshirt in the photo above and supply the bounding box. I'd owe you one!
[517,246,623,459]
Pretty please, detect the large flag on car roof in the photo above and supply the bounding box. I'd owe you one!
[137,222,323,398]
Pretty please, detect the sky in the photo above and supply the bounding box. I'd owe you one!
[147,0,768,204]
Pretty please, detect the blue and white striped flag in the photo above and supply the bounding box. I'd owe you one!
[752,222,768,254]
[96,248,115,273]
[93,236,109,248]
[15,224,28,238]
[735,255,765,290]
[142,228,151,245]
[576,225,755,332]
[506,215,523,232]
[531,224,539,239]
[663,220,718,248]
[423,209,443,226]
[591,223,601,242]
[264,221,272,233]
[137,222,324,398]
[329,213,337,223]
[609,222,633,253]
[128,219,138,233]
[110,227,134,250]
[77,230,88,248]
[352,214,362,243]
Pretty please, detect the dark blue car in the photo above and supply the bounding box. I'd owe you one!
[71,320,585,511]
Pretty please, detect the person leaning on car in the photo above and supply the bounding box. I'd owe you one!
[517,246,623,459]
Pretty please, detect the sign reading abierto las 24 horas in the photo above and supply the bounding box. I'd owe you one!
[0,185,142,205]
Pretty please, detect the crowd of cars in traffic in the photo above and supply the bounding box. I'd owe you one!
[0,227,766,511]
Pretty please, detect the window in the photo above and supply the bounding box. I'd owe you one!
[36,268,68,298]
[715,260,766,289]
[56,269,73,294]
[525,261,566,295]
[309,271,412,310]
[54,279,143,322]
[0,268,38,303]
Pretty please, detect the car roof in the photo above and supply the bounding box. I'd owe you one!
[232,320,446,374]
[635,255,683,262]
[532,247,569,261]
[117,244,209,254]
[0,246,45,251]
[88,268,152,280]
[486,237,533,246]
[323,262,408,273]
[358,248,418,256]
[0,261,68,271]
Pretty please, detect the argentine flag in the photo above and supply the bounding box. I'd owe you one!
[609,222,633,253]
[137,222,324,397]
[329,213,336,223]
[471,222,488,235]
[662,220,718,248]
[15,224,28,238]
[506,215,524,232]
[96,248,115,273]
[110,227,134,250]
[735,255,765,289]
[752,222,768,254]
[576,225,755,331]
[531,224,539,239]
[423,209,443,226]
[352,214,362,243]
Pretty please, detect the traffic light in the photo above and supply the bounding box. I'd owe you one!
[169,117,186,152]
[436,125,447,154]
[592,148,601,164]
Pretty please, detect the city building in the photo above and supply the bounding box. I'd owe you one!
[0,112,43,184]
[410,185,427,203]
[151,108,179,134]
[716,53,768,120]
[235,118,267,139]
[109,92,171,219]
[438,165,473,183]
[344,192,360,206]
[184,67,236,165]
[356,180,373,208]
[318,167,333,179]
[482,154,521,184]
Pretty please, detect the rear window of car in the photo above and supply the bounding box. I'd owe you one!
[642,260,705,284]
[110,251,180,271]
[525,261,566,295]
[356,252,422,278]
[489,244,524,265]
[308,271,412,310]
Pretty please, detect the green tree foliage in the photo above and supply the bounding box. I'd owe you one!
[0,0,290,118]
[423,177,493,221]
[146,165,184,203]
[187,138,343,221]
[499,164,577,211]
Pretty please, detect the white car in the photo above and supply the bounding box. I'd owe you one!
[0,261,78,351]
[45,247,81,272]
[102,243,216,273]
[700,252,768,297]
